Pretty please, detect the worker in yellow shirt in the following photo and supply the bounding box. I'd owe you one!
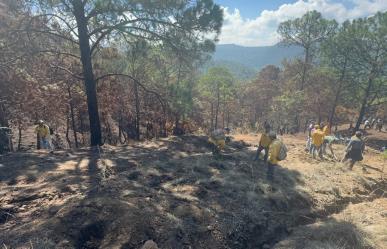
[322,123,330,136]
[267,132,281,181]
[311,125,325,159]
[209,128,227,157]
[35,120,52,150]
[254,123,272,162]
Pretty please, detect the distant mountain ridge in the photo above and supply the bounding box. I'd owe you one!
[207,44,303,79]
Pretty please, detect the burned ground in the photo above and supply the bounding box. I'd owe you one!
[0,133,386,249]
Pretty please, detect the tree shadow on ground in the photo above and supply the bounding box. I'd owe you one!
[44,137,312,249]
[0,135,383,248]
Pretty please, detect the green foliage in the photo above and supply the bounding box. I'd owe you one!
[278,10,338,50]
[203,60,257,80]
[273,91,305,117]
[199,67,234,101]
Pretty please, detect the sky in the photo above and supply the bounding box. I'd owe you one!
[214,0,387,47]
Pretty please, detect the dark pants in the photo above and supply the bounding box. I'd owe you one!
[255,145,269,161]
[267,162,275,181]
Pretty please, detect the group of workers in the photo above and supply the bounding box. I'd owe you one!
[253,123,286,180]
[364,118,384,131]
[38,115,372,172]
[210,119,368,177]
[210,123,286,181]
[306,121,365,170]
[209,123,287,180]
[306,122,332,159]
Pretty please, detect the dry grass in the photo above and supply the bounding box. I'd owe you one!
[1,133,386,248]
[275,218,375,249]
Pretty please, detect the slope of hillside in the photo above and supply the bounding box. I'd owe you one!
[0,131,386,249]
[213,44,303,70]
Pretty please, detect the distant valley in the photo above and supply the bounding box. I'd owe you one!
[208,44,303,79]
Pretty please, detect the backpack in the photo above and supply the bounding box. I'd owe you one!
[277,141,288,161]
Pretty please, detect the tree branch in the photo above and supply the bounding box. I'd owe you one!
[49,63,84,80]
[95,73,167,110]
[33,50,81,59]
[29,13,78,38]
[13,28,78,44]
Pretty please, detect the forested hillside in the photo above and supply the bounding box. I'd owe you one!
[0,1,387,248]
[213,44,303,70]
[203,59,257,80]
[1,2,386,147]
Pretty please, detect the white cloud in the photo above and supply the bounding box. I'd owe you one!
[219,0,387,47]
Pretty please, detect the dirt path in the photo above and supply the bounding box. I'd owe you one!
[0,133,386,249]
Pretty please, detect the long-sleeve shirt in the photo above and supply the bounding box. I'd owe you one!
[35,124,50,139]
[268,139,281,165]
[323,125,330,136]
[311,130,325,146]
[346,136,365,152]
[259,133,272,148]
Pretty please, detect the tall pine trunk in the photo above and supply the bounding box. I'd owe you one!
[73,0,102,146]
[210,102,214,131]
[295,46,310,132]
[17,123,22,151]
[65,111,72,149]
[355,74,374,131]
[67,85,79,148]
[300,47,310,91]
[328,60,347,128]
[0,103,8,127]
[215,87,220,129]
[134,81,140,140]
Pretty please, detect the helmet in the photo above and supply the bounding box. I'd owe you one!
[355,131,362,138]
[269,131,277,139]
[37,120,44,125]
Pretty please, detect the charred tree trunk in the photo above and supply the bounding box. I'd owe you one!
[355,74,374,131]
[328,59,347,129]
[215,88,220,129]
[66,111,72,149]
[134,81,140,140]
[67,85,79,148]
[79,110,86,145]
[104,118,113,144]
[73,0,102,146]
[226,109,230,128]
[0,102,8,127]
[210,102,214,131]
[118,115,126,144]
[173,115,184,136]
[17,124,22,151]
[222,92,226,129]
